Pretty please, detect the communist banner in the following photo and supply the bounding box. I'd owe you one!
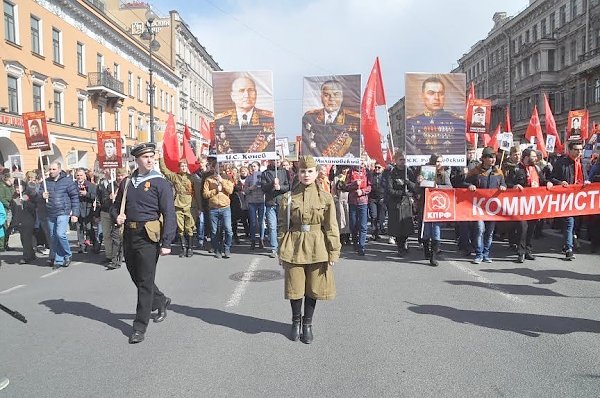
[423,184,600,222]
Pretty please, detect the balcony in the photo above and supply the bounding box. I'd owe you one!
[575,48,600,75]
[87,72,126,108]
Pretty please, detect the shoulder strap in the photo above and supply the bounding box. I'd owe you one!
[119,177,130,216]
[287,191,292,231]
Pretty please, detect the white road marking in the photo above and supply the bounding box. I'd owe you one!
[225,258,261,308]
[448,260,523,303]
[0,285,26,294]
[41,270,61,278]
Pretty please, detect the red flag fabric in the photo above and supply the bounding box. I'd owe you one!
[525,105,548,158]
[199,116,211,142]
[162,113,180,173]
[467,82,475,107]
[505,107,512,132]
[465,83,477,147]
[543,94,563,154]
[483,123,501,151]
[182,124,200,173]
[361,57,386,165]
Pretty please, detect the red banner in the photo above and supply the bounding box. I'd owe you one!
[97,131,122,169]
[22,111,50,151]
[424,184,600,222]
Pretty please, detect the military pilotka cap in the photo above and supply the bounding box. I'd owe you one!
[298,155,317,169]
[481,146,496,158]
[131,142,156,158]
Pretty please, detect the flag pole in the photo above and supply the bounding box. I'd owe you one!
[39,150,48,202]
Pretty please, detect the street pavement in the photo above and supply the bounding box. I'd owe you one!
[1,229,600,397]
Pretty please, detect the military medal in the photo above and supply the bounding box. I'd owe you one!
[144,181,151,191]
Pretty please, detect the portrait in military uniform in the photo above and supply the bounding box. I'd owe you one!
[301,75,361,164]
[23,111,51,151]
[405,73,466,166]
[212,71,276,157]
[97,131,123,169]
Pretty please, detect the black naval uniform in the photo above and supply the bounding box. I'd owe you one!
[112,168,176,337]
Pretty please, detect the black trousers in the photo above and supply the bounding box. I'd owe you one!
[19,212,36,260]
[76,215,96,247]
[516,220,536,255]
[368,199,387,235]
[123,227,166,333]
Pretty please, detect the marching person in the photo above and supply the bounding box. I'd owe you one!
[466,147,507,264]
[203,162,235,259]
[344,163,371,256]
[112,143,176,344]
[262,157,291,258]
[159,152,197,258]
[75,169,97,254]
[387,152,416,255]
[277,156,341,344]
[513,148,553,263]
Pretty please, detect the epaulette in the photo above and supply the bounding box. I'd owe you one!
[450,112,465,120]
[256,109,274,118]
[215,109,235,119]
[304,108,323,116]
[343,108,360,118]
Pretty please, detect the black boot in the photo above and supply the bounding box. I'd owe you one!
[179,235,186,258]
[300,316,313,344]
[422,239,431,260]
[429,240,440,267]
[290,316,301,342]
[186,235,194,257]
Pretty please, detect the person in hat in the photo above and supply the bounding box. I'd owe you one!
[277,155,341,344]
[112,142,176,344]
[466,147,507,264]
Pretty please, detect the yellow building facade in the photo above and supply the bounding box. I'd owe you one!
[0,0,180,172]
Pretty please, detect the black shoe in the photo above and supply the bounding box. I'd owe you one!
[300,324,313,344]
[129,330,145,344]
[429,258,439,267]
[63,258,71,267]
[565,250,575,261]
[517,254,525,263]
[105,261,120,270]
[290,320,301,342]
[154,297,171,323]
[525,253,536,261]
[46,259,54,268]
[223,250,231,259]
[250,241,256,250]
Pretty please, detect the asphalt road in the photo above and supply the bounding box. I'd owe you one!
[1,229,600,397]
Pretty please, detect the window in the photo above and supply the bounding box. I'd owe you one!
[559,46,565,67]
[525,30,530,43]
[533,53,540,72]
[541,18,547,37]
[570,0,577,18]
[96,53,103,73]
[98,105,104,130]
[52,28,61,64]
[53,91,62,123]
[128,114,133,138]
[7,75,18,113]
[550,12,556,33]
[115,110,120,131]
[31,16,40,54]
[33,84,42,111]
[594,79,600,104]
[559,5,567,26]
[137,77,142,100]
[570,40,577,63]
[548,49,555,71]
[78,98,85,127]
[160,89,164,111]
[4,1,16,43]
[113,63,119,80]
[127,72,132,96]
[146,81,150,104]
[76,42,85,75]
[582,35,587,54]
[532,25,538,42]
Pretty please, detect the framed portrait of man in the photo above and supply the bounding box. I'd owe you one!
[212,71,276,161]
[97,131,122,168]
[567,109,589,141]
[405,73,466,166]
[301,74,361,165]
[22,111,51,151]
[8,154,23,173]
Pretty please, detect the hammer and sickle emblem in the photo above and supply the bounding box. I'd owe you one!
[430,193,448,211]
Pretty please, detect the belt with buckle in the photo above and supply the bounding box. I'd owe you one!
[290,224,321,232]
[125,221,146,229]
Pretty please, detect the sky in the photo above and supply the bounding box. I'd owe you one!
[149,0,527,140]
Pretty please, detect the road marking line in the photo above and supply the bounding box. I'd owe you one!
[225,258,261,308]
[41,270,61,278]
[0,285,26,294]
[448,260,523,303]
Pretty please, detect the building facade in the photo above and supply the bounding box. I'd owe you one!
[0,0,180,171]
[390,0,600,148]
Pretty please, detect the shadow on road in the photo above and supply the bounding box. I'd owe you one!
[170,304,288,337]
[480,267,600,285]
[406,303,600,337]
[445,280,567,297]
[39,299,132,336]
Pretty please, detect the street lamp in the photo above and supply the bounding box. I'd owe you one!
[141,9,161,143]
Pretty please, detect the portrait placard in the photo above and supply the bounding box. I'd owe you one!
[97,131,122,169]
[22,111,51,151]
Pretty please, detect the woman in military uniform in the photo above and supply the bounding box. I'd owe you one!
[277,156,341,344]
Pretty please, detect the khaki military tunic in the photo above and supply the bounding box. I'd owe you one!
[159,158,196,236]
[277,182,341,300]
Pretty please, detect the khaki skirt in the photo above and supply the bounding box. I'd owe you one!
[282,261,336,300]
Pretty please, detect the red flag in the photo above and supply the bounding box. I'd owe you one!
[465,83,477,147]
[199,116,211,142]
[543,93,563,154]
[483,123,501,151]
[505,107,512,132]
[466,82,475,107]
[162,114,180,172]
[525,105,547,158]
[361,57,386,165]
[182,124,200,173]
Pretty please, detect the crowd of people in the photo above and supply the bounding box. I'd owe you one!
[1,140,600,271]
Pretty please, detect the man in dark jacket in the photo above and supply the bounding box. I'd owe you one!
[513,148,553,263]
[75,169,96,254]
[42,162,80,269]
[550,140,590,260]
[261,158,291,258]
[368,162,386,241]
[466,147,506,264]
